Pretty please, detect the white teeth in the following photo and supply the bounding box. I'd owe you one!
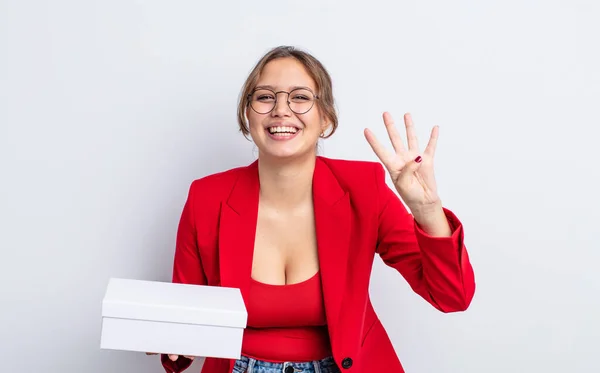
[268,126,298,134]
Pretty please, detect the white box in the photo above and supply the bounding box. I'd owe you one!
[100,278,247,359]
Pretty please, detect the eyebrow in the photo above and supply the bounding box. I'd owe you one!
[254,85,314,91]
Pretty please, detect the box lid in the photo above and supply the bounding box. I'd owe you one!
[102,278,247,328]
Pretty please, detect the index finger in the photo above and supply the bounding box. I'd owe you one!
[423,125,439,158]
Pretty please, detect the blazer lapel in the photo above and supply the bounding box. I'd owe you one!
[313,157,351,347]
[218,161,260,303]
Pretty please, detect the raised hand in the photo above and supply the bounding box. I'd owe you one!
[364,112,441,214]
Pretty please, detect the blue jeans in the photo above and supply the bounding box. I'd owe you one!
[232,355,341,373]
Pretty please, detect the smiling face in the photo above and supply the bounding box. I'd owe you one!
[246,57,329,161]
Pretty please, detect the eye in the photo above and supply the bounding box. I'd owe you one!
[290,88,314,102]
[256,94,275,101]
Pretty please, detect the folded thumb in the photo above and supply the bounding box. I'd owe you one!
[405,155,423,173]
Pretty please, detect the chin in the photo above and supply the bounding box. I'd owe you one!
[252,130,318,161]
[259,144,313,161]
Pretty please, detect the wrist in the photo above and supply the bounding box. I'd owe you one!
[410,201,451,237]
[409,200,443,221]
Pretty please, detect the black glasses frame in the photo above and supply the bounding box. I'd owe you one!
[247,87,319,115]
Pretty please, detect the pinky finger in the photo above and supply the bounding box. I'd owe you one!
[364,128,392,168]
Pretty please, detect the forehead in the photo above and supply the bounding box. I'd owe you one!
[255,57,316,91]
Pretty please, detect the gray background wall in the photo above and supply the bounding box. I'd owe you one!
[1,0,598,372]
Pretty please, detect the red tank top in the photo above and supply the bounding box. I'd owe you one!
[241,271,332,362]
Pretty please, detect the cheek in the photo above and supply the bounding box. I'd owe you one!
[310,107,328,131]
[247,112,262,133]
[302,113,325,134]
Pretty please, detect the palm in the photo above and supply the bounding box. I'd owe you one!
[364,112,440,208]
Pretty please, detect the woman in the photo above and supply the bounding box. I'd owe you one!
[154,45,475,373]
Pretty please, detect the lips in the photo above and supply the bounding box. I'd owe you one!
[267,125,299,135]
[265,124,301,140]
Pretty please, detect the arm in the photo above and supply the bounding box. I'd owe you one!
[374,163,475,312]
[161,182,207,373]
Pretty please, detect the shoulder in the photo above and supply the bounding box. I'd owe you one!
[317,156,391,215]
[186,161,255,203]
[190,165,246,191]
[317,156,386,187]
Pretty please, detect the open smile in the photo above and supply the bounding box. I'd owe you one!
[266,125,301,140]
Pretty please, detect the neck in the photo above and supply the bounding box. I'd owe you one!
[257,152,316,208]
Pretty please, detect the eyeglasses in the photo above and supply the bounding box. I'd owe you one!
[247,87,319,115]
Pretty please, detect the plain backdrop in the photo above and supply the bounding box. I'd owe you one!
[1,0,599,372]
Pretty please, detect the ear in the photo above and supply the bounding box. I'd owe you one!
[320,115,330,135]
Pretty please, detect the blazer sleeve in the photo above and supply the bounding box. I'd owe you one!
[161,182,207,373]
[374,163,476,313]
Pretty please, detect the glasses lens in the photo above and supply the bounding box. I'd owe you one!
[288,88,315,114]
[250,89,276,114]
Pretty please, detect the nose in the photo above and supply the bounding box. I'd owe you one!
[271,92,292,117]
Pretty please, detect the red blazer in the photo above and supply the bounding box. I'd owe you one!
[161,156,475,373]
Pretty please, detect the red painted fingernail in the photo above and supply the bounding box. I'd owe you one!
[415,156,422,163]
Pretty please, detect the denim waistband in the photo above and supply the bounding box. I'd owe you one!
[233,354,340,373]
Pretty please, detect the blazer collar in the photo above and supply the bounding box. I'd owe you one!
[224,156,346,214]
